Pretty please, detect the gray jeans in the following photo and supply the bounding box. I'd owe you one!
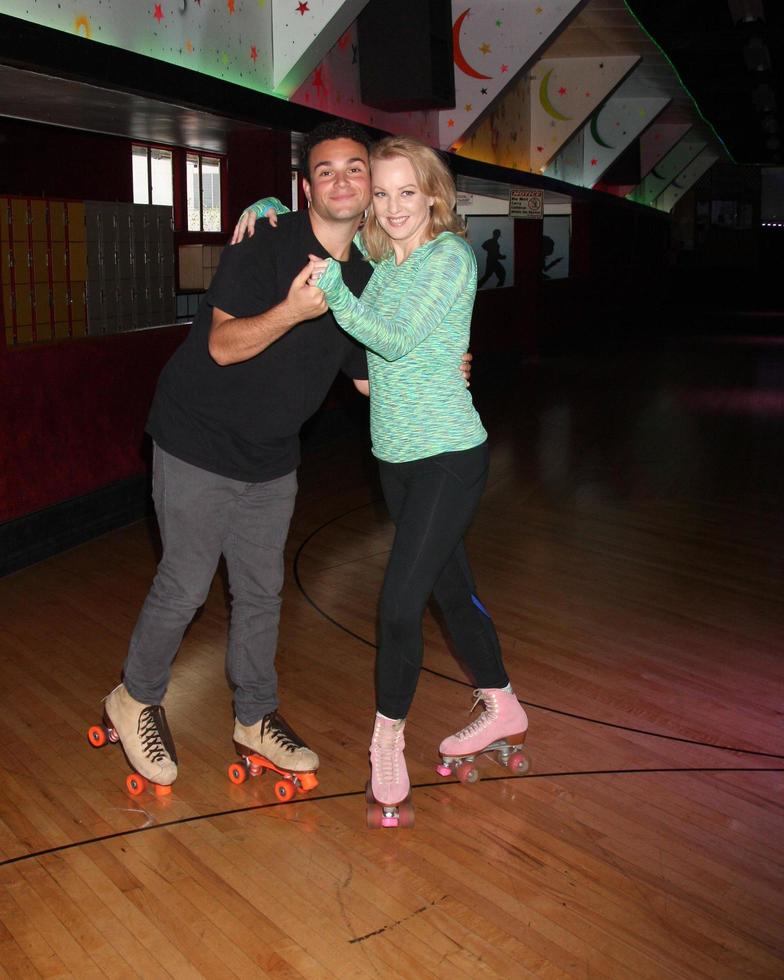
[122,445,298,724]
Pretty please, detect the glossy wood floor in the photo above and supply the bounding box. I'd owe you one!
[1,330,783,978]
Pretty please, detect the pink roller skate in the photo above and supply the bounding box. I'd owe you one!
[437,687,529,784]
[366,714,414,829]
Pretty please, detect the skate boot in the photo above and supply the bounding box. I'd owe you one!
[366,714,414,829]
[87,683,178,797]
[229,711,319,802]
[437,687,529,784]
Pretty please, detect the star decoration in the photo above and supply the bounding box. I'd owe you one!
[185,39,193,52]
[479,42,491,55]
[591,158,598,166]
[227,0,235,12]
[500,64,509,73]
[585,91,591,97]
[496,19,502,27]
[153,4,164,23]
[464,103,472,111]
[535,5,543,13]
[536,146,544,152]
[338,32,350,50]
[558,87,566,96]
[250,45,257,61]
[297,1,309,14]
[221,51,229,65]
[481,87,488,95]
[447,119,455,127]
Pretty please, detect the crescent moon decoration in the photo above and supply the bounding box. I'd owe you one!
[671,178,684,189]
[651,167,666,180]
[453,10,492,80]
[74,14,91,38]
[539,69,571,122]
[590,111,613,150]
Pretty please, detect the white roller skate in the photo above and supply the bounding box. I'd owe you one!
[87,683,178,797]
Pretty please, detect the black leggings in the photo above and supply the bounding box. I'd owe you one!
[376,441,508,719]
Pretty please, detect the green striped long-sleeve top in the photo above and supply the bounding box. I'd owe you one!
[318,231,487,464]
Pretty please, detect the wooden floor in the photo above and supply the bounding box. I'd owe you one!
[1,332,783,978]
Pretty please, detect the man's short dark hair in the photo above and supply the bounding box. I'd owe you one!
[301,119,373,181]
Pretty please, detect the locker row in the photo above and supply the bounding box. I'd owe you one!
[1,239,86,285]
[84,202,173,246]
[86,239,175,282]
[0,197,85,244]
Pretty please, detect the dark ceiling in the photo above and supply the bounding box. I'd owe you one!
[627,0,783,165]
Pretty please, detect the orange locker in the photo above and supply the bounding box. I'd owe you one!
[52,282,69,322]
[11,199,29,242]
[30,200,48,242]
[33,281,52,330]
[0,243,10,287]
[13,286,34,327]
[67,202,86,241]
[49,202,66,242]
[5,327,13,348]
[6,242,31,286]
[32,241,50,282]
[69,242,87,281]
[0,198,10,242]
[71,319,87,338]
[53,320,71,339]
[50,241,67,282]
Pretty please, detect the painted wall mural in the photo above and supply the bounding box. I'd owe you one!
[439,0,582,151]
[529,56,639,173]
[0,0,362,98]
[639,122,692,178]
[628,136,707,206]
[654,149,718,213]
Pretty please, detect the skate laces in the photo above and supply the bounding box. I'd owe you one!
[372,721,404,783]
[453,689,500,742]
[137,705,177,764]
[263,712,305,753]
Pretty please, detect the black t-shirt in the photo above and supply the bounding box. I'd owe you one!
[147,210,371,482]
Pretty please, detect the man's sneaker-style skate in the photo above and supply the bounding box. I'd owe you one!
[228,711,319,802]
[366,714,414,829]
[437,687,529,784]
[87,683,178,797]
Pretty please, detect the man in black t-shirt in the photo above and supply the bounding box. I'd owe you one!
[102,120,375,789]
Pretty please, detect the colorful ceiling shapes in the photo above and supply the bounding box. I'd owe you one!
[529,56,639,173]
[439,1,583,152]
[654,148,718,212]
[628,136,708,206]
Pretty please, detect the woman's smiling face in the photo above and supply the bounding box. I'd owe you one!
[370,155,434,261]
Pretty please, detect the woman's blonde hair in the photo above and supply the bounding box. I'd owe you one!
[361,135,466,262]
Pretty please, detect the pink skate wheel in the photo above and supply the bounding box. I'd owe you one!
[508,752,529,775]
[398,802,415,829]
[381,816,399,828]
[456,762,479,784]
[436,763,452,777]
[87,725,107,747]
[366,805,384,829]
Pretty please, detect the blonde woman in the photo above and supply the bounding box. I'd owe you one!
[242,136,527,827]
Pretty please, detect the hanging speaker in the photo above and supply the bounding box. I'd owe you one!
[358,0,455,112]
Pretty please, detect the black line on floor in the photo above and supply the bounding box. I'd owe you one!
[1,766,782,870]
[292,505,784,762]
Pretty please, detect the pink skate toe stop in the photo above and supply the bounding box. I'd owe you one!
[436,764,452,776]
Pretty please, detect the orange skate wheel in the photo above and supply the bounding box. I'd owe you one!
[508,752,529,775]
[126,773,147,796]
[227,762,248,785]
[456,761,479,784]
[274,779,296,802]
[87,725,107,748]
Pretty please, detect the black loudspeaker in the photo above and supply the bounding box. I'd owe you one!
[358,0,455,112]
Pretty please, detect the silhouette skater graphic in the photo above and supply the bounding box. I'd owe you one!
[478,229,506,288]
[542,235,563,279]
